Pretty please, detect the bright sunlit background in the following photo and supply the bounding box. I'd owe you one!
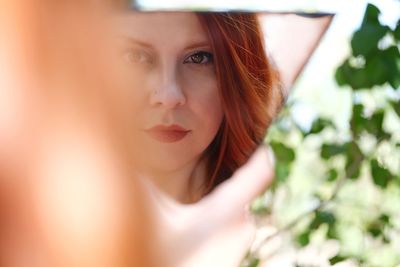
[289,0,399,130]
[134,1,400,266]
[261,1,399,267]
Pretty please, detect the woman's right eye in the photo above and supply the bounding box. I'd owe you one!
[122,49,151,65]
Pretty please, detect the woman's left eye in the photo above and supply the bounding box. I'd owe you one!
[184,51,214,65]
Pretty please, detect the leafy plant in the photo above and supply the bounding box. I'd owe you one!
[245,3,400,267]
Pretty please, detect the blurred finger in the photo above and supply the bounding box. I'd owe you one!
[201,145,274,224]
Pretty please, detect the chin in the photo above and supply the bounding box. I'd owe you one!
[156,151,199,171]
[146,146,204,172]
[132,134,212,174]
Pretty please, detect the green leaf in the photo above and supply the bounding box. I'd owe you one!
[336,47,400,90]
[364,110,390,141]
[272,162,291,189]
[366,213,391,240]
[363,52,391,86]
[366,110,384,135]
[350,104,367,138]
[270,142,295,163]
[361,4,381,26]
[350,105,392,141]
[391,101,400,118]
[327,224,339,239]
[351,24,389,57]
[326,168,339,182]
[337,4,400,90]
[380,46,400,89]
[367,222,383,237]
[310,211,336,229]
[335,60,349,87]
[307,118,335,135]
[379,214,390,225]
[296,230,311,247]
[321,143,347,159]
[330,255,349,265]
[345,141,364,179]
[370,159,393,188]
[393,19,400,41]
[335,60,371,89]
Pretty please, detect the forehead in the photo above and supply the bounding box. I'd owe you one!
[114,12,209,46]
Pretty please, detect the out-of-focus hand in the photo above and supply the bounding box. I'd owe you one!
[0,2,150,266]
[142,147,274,267]
[0,2,275,267]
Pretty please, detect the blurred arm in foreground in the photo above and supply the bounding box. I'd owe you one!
[0,1,275,266]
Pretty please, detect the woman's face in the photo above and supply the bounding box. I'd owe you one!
[115,12,223,174]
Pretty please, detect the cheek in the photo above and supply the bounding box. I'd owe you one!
[197,92,223,132]
[183,71,223,137]
[118,70,149,122]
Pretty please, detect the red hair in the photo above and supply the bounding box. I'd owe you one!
[197,13,284,193]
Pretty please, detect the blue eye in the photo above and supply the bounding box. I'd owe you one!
[184,51,214,64]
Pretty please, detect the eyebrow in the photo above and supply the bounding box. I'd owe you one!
[184,41,212,51]
[117,36,212,51]
[118,36,155,50]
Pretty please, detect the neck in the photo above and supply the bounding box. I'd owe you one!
[135,159,206,204]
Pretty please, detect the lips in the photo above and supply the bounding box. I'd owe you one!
[145,124,191,143]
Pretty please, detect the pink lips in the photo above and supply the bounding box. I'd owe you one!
[145,124,190,143]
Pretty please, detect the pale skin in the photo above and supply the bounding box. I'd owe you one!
[0,2,275,267]
[114,12,224,203]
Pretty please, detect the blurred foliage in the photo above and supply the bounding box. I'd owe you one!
[246,3,400,267]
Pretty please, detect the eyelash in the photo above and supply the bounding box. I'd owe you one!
[183,51,214,65]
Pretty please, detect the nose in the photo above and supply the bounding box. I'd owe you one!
[149,64,186,109]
